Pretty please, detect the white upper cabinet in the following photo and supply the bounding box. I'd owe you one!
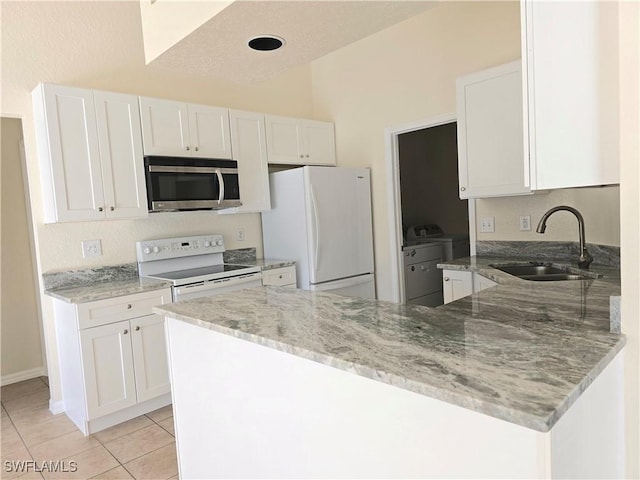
[456,60,529,199]
[265,115,336,166]
[139,96,232,159]
[94,91,148,219]
[221,110,271,214]
[32,84,147,223]
[522,0,619,190]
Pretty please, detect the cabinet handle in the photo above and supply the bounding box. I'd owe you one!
[410,249,416,257]
[194,146,199,152]
[185,146,190,151]
[444,277,450,282]
[135,326,140,331]
[98,207,103,212]
[110,206,115,211]
[123,329,128,335]
[460,187,466,192]
[127,304,132,309]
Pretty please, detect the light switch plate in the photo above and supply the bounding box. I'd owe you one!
[479,217,495,233]
[82,239,102,258]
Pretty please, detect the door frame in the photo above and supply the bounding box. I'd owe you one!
[384,113,476,304]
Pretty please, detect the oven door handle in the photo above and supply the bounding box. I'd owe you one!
[215,169,224,204]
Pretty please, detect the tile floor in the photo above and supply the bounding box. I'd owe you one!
[1,377,178,479]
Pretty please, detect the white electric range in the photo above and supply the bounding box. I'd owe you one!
[136,234,261,302]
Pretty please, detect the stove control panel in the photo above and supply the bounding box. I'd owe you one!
[136,234,225,262]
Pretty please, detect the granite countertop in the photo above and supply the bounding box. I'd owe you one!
[227,258,296,270]
[43,263,171,303]
[45,276,172,303]
[154,257,625,432]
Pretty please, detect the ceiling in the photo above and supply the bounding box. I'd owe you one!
[148,1,436,85]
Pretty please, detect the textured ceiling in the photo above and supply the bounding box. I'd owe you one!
[148,1,436,85]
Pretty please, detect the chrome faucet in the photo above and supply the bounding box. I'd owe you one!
[536,206,594,269]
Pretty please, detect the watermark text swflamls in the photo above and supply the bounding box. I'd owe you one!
[4,460,78,473]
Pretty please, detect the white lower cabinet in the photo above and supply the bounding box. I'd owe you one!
[442,270,497,304]
[54,288,172,435]
[262,265,297,288]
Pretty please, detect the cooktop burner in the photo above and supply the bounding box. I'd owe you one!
[155,264,252,281]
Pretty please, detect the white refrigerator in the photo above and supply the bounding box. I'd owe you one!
[262,166,376,299]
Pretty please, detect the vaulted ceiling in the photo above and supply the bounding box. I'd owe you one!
[147,1,436,84]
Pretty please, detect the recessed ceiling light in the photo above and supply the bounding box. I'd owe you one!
[248,35,285,51]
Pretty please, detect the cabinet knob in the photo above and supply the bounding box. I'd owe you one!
[123,329,128,335]
[194,146,199,152]
[98,207,103,212]
[306,154,310,158]
[185,146,190,151]
[110,206,115,211]
[460,187,466,192]
[135,326,141,331]
[278,275,283,279]
[411,266,415,271]
[127,304,132,309]
[300,154,304,158]
[444,277,450,282]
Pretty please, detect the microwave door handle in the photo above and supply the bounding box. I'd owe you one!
[215,169,224,204]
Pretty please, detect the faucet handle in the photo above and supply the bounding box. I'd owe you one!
[578,249,594,269]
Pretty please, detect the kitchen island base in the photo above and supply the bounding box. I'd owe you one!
[165,317,624,479]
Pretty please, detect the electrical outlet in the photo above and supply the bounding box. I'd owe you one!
[519,215,531,231]
[236,228,245,242]
[81,239,102,258]
[479,217,495,233]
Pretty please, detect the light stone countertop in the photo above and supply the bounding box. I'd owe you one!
[154,257,625,432]
[45,277,172,303]
[227,258,296,270]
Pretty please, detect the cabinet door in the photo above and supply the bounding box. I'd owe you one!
[302,120,336,166]
[523,1,619,190]
[188,104,232,159]
[41,84,105,221]
[80,320,137,419]
[262,266,296,287]
[223,110,271,213]
[442,270,473,304]
[94,91,148,219]
[456,61,529,199]
[130,314,171,403]
[139,97,190,156]
[265,115,302,164]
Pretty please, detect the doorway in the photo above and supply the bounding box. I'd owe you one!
[1,117,46,385]
[385,114,476,304]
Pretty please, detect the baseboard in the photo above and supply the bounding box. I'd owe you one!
[49,399,65,415]
[1,367,45,386]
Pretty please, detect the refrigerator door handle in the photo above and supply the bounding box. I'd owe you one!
[310,184,320,269]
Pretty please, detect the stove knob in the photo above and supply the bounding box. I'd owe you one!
[143,247,151,255]
[215,239,223,246]
[203,240,211,248]
[152,246,160,253]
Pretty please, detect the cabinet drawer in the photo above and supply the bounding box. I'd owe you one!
[262,266,296,287]
[77,289,172,329]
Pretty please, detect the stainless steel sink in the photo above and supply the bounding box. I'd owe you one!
[490,263,598,282]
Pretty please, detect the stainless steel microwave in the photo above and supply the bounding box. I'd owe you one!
[144,157,241,212]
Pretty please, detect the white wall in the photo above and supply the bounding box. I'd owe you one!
[618,1,640,477]
[1,1,314,403]
[311,1,522,300]
[476,186,620,246]
[1,118,44,382]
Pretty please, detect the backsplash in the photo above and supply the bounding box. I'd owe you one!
[223,248,257,264]
[476,241,620,267]
[42,263,138,290]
